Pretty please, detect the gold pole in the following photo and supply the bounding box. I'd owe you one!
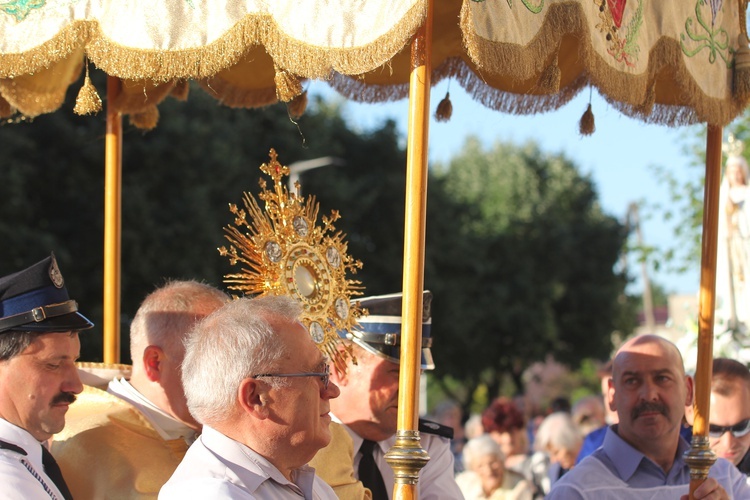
[103,76,122,364]
[685,125,721,497]
[385,1,433,499]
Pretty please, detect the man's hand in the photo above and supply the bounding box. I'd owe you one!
[679,478,729,500]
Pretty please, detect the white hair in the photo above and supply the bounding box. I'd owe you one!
[462,434,505,472]
[129,279,229,359]
[534,412,582,452]
[181,295,302,425]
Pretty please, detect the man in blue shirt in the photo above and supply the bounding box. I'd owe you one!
[549,334,749,499]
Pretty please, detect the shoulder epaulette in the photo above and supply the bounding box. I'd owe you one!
[418,418,454,439]
[0,439,27,456]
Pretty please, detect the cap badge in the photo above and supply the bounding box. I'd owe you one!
[49,257,65,289]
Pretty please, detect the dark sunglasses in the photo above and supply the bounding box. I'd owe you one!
[253,363,330,390]
[708,418,750,439]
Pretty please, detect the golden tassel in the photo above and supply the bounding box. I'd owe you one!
[288,90,308,119]
[171,80,190,101]
[73,66,102,116]
[274,65,303,102]
[434,92,453,122]
[0,94,13,118]
[734,34,750,102]
[129,105,159,131]
[579,103,595,136]
[537,53,561,94]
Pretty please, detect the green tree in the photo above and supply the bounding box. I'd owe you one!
[426,137,629,408]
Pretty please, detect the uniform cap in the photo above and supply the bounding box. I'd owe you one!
[0,253,94,334]
[341,290,434,370]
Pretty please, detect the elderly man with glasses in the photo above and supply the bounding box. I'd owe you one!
[159,295,340,499]
[709,358,750,475]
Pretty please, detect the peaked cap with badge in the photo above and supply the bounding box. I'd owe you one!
[0,253,93,334]
[341,290,435,370]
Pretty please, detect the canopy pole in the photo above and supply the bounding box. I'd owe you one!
[685,125,722,497]
[385,1,433,499]
[103,76,122,364]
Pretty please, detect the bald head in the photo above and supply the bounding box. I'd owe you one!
[613,335,686,380]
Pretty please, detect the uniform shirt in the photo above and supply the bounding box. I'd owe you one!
[0,418,67,500]
[335,417,464,500]
[159,425,337,500]
[548,426,750,499]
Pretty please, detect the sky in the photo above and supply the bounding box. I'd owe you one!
[310,80,706,295]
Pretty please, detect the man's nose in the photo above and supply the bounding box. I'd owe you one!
[639,379,660,401]
[324,380,341,399]
[62,365,84,395]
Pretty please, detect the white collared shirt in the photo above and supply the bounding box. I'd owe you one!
[0,418,66,500]
[332,414,465,500]
[108,377,197,445]
[159,425,337,499]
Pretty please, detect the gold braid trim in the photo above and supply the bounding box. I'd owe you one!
[0,5,425,82]
[460,2,744,127]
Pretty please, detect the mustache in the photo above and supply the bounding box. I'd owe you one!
[632,401,668,419]
[51,392,77,405]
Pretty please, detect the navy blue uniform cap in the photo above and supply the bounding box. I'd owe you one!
[340,291,434,370]
[0,253,94,334]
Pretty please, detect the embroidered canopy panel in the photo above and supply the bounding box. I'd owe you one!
[0,0,747,126]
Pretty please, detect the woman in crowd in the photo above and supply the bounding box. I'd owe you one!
[481,398,549,498]
[533,411,583,487]
[456,435,534,500]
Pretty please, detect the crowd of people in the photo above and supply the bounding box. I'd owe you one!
[1,254,750,499]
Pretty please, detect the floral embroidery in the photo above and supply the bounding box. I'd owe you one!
[505,0,545,14]
[681,0,731,67]
[0,0,45,22]
[595,0,644,67]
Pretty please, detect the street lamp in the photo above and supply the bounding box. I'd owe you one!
[288,156,346,195]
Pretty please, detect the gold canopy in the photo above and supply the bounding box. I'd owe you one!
[1,1,747,126]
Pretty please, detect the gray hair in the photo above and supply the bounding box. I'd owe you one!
[462,434,505,472]
[182,295,302,425]
[0,331,44,361]
[129,280,229,359]
[534,412,582,453]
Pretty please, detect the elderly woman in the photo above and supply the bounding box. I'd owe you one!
[481,398,548,498]
[533,412,583,487]
[456,435,534,500]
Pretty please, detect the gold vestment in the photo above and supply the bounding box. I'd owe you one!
[52,385,188,499]
[309,421,372,500]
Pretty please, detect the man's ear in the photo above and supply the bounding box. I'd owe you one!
[684,375,695,407]
[607,377,617,412]
[143,345,165,382]
[238,378,267,419]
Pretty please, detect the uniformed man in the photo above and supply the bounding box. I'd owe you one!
[52,280,229,499]
[310,291,464,500]
[0,254,93,499]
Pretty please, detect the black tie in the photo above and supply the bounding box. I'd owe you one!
[41,445,74,500]
[358,439,388,500]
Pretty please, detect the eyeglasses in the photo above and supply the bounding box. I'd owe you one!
[708,418,750,439]
[253,363,330,390]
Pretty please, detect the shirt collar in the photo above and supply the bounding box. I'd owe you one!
[200,425,315,497]
[603,425,690,481]
[108,377,197,444]
[0,417,44,466]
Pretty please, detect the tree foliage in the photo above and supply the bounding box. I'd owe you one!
[0,79,632,406]
[426,138,629,405]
